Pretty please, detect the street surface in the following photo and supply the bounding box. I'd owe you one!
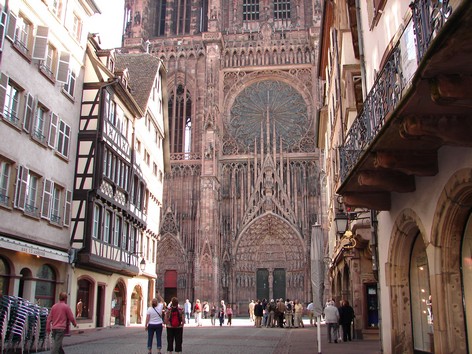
[36,318,380,354]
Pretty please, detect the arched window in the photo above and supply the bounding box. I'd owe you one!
[410,235,433,352]
[77,278,94,319]
[168,84,192,154]
[35,264,56,307]
[0,256,10,295]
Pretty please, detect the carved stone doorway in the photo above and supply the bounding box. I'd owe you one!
[234,213,306,304]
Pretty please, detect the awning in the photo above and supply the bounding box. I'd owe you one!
[0,236,69,263]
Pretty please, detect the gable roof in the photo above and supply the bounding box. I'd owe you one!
[115,53,163,111]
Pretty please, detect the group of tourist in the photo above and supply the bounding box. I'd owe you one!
[184,299,233,326]
[250,298,309,328]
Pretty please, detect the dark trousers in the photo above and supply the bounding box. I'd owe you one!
[147,323,163,349]
[166,327,183,352]
[341,323,352,341]
[51,329,65,354]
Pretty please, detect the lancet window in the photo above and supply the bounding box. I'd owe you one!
[168,84,192,153]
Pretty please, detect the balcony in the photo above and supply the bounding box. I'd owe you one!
[337,0,472,210]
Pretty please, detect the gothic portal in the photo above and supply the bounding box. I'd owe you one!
[122,0,323,312]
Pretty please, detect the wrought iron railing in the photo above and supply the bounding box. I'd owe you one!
[0,193,9,207]
[24,203,39,217]
[2,109,21,128]
[339,0,452,182]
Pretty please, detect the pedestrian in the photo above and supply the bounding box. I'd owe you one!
[165,297,185,353]
[267,299,276,327]
[324,300,340,343]
[226,305,233,325]
[194,299,202,326]
[210,305,216,326]
[306,301,315,326]
[339,300,355,342]
[254,300,263,328]
[248,300,255,321]
[145,295,164,354]
[261,299,268,327]
[184,299,192,324]
[218,306,225,326]
[284,299,293,328]
[203,301,209,319]
[294,299,304,328]
[46,292,78,354]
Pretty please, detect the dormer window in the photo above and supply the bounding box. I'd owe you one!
[108,56,115,72]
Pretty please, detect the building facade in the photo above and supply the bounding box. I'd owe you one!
[319,0,472,353]
[0,0,99,306]
[121,0,324,312]
[69,37,167,328]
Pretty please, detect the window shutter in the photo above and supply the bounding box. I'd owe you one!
[48,112,58,148]
[41,179,53,219]
[56,51,70,83]
[14,165,28,210]
[0,72,8,114]
[32,25,48,60]
[0,11,7,51]
[5,11,16,41]
[63,189,72,226]
[23,93,34,132]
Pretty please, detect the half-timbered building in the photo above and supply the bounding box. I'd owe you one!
[69,35,167,328]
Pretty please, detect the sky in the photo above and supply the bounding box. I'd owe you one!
[88,0,125,49]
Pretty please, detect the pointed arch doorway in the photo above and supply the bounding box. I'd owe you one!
[235,213,306,303]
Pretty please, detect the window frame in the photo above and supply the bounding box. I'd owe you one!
[0,157,13,208]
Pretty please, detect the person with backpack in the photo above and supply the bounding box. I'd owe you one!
[145,294,164,354]
[165,297,185,353]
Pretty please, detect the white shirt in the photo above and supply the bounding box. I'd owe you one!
[147,303,164,325]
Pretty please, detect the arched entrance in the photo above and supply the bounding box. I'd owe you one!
[111,280,126,326]
[234,213,307,305]
[130,285,143,324]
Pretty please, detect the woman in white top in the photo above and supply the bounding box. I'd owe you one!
[145,294,164,354]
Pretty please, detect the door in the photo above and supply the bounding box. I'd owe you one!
[96,284,105,327]
[273,268,286,300]
[256,268,269,300]
[164,270,177,304]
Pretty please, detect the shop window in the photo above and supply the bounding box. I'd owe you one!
[35,264,56,307]
[77,277,93,319]
[0,256,10,295]
[462,213,472,347]
[410,235,433,353]
[365,283,378,328]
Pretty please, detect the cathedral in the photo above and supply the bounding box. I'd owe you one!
[121,0,323,313]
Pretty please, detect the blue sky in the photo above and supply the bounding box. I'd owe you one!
[89,0,125,49]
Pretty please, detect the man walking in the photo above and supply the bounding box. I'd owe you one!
[184,299,192,324]
[324,300,340,343]
[46,292,78,354]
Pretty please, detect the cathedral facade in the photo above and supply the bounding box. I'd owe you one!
[122,0,323,313]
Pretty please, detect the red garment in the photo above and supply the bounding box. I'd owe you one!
[46,301,77,332]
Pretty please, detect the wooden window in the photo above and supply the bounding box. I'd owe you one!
[0,157,13,207]
[40,179,53,219]
[32,26,49,60]
[63,69,76,97]
[56,119,71,157]
[103,210,111,243]
[92,204,101,239]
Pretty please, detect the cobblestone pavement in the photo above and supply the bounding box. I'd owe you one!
[36,318,381,354]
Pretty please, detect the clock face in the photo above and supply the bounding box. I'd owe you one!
[229,80,309,150]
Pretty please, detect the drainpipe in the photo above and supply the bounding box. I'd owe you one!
[355,0,368,99]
